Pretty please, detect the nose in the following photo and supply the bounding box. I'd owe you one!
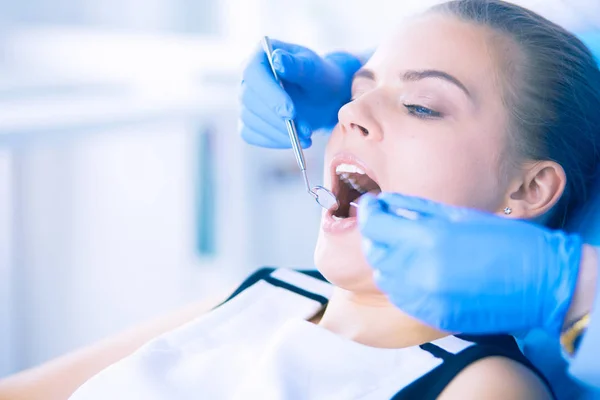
[338,92,384,141]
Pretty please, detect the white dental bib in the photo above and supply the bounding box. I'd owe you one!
[69,268,545,400]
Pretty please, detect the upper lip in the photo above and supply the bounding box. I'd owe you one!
[330,152,379,198]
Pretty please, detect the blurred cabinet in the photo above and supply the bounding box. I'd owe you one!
[1,0,221,34]
[0,150,14,377]
[0,74,255,373]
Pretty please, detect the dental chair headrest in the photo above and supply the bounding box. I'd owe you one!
[566,32,600,243]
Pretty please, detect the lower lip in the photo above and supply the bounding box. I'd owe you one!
[322,209,358,234]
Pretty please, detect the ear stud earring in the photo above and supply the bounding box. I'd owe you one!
[504,207,512,215]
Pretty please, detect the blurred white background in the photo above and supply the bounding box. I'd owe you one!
[0,0,598,378]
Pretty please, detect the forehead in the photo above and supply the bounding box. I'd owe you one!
[366,15,500,100]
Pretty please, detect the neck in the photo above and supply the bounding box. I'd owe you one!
[317,287,447,348]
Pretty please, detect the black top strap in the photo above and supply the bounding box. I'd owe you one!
[216,267,329,309]
[217,268,554,399]
[215,267,276,308]
[418,342,455,361]
[392,335,555,399]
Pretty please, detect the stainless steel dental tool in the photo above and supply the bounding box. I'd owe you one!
[261,36,340,211]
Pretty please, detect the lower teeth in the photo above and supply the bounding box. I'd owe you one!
[332,215,343,221]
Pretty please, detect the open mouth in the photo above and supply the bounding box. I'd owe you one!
[331,161,382,219]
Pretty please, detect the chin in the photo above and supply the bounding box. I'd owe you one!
[313,227,381,294]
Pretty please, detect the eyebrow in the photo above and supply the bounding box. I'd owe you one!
[353,68,472,99]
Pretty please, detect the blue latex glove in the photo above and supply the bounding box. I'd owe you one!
[239,39,363,149]
[358,192,583,336]
[579,31,600,66]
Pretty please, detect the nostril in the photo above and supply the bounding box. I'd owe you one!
[351,123,369,136]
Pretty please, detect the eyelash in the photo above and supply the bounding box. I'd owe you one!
[404,104,443,119]
[349,96,442,120]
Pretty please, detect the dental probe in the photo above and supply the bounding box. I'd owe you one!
[348,201,419,220]
[261,36,339,211]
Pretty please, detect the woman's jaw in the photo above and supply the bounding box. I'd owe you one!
[314,150,448,348]
[314,147,386,295]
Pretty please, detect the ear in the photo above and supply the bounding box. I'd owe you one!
[502,161,566,220]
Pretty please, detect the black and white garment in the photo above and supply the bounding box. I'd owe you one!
[70,268,553,400]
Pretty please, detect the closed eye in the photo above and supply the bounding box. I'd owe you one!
[404,104,442,119]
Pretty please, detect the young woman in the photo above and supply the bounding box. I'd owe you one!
[3,1,600,399]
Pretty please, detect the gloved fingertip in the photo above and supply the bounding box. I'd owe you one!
[275,102,295,119]
[358,192,379,210]
[239,127,259,146]
[359,192,378,205]
[376,192,437,219]
[300,137,312,149]
[273,48,318,84]
[271,51,288,75]
[297,122,312,139]
[357,193,382,227]
[372,269,395,293]
[361,237,374,254]
[361,238,389,269]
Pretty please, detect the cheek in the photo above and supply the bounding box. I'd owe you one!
[382,134,505,210]
[322,127,342,183]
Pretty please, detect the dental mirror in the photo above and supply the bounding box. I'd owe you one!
[262,35,343,211]
[311,186,340,210]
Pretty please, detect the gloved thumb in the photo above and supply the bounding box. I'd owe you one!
[358,194,419,245]
[377,192,476,222]
[271,48,321,86]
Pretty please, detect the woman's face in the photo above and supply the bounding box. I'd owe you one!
[314,15,514,293]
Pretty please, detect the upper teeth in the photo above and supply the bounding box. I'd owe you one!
[335,163,368,193]
[335,163,365,175]
[341,173,363,192]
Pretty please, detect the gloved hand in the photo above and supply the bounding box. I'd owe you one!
[358,192,583,337]
[579,32,600,65]
[239,39,363,149]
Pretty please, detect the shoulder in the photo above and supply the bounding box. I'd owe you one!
[438,356,553,400]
